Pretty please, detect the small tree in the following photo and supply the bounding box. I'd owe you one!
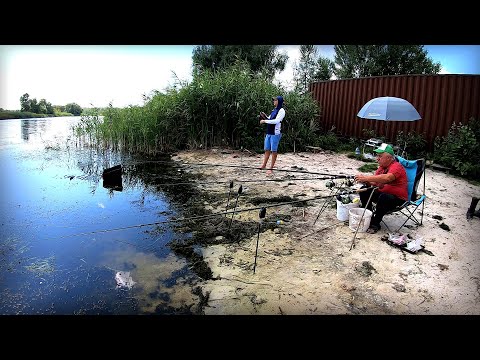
[65,103,83,116]
[293,45,334,94]
[20,93,31,112]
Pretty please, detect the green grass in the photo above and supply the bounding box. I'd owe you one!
[358,163,378,172]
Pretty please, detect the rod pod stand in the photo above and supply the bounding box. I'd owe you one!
[253,207,267,274]
[225,180,234,217]
[228,184,243,230]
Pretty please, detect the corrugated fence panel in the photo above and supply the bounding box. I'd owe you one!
[310,74,480,151]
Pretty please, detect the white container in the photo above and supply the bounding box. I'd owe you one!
[336,198,360,221]
[348,208,373,232]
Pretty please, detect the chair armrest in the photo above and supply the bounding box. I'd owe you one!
[411,195,426,206]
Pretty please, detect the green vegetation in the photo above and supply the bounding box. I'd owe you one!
[73,62,321,154]
[20,93,54,114]
[333,45,441,79]
[192,45,287,80]
[395,130,428,159]
[0,93,83,120]
[0,109,52,119]
[0,108,76,120]
[293,45,334,94]
[433,117,480,179]
[358,163,379,173]
[64,103,83,116]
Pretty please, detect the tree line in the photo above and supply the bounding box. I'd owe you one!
[192,45,440,94]
[19,93,83,116]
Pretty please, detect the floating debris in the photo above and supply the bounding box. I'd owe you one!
[25,257,55,275]
[115,271,136,289]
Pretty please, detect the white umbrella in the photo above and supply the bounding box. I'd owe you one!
[357,96,422,158]
[357,96,421,121]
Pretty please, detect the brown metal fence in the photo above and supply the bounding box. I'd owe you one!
[309,74,480,151]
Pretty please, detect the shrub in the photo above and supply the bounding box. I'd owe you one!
[433,118,480,178]
[395,130,427,159]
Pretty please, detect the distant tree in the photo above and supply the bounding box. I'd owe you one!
[65,103,83,116]
[46,102,54,114]
[29,98,39,114]
[20,93,31,112]
[38,99,47,114]
[293,45,335,94]
[38,99,54,114]
[314,57,335,82]
[192,45,288,80]
[20,93,55,114]
[333,45,441,79]
[293,45,318,93]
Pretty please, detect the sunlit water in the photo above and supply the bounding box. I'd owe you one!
[0,117,196,314]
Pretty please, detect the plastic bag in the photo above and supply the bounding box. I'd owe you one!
[388,233,407,245]
[406,237,424,253]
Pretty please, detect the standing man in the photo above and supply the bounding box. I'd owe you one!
[259,95,285,175]
[354,143,408,233]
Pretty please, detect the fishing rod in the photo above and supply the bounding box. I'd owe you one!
[56,186,374,239]
[55,194,331,239]
[126,159,352,177]
[350,187,377,251]
[148,175,355,187]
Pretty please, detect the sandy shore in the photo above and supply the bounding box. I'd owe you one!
[172,148,480,315]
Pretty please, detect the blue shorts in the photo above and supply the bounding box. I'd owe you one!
[264,133,282,152]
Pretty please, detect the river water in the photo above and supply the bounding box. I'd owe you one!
[0,117,199,314]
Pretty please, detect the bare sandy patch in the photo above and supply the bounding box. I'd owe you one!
[172,148,480,315]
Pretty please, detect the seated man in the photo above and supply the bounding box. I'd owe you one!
[354,143,408,233]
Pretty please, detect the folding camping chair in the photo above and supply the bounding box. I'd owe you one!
[381,156,426,233]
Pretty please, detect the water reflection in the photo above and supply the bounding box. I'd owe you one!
[0,117,201,314]
[21,119,31,140]
[20,118,50,143]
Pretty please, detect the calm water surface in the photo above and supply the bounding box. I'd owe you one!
[0,117,197,314]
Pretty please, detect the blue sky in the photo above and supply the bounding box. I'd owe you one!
[1,45,479,110]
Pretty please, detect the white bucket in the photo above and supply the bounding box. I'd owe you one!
[336,198,360,221]
[348,208,373,232]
